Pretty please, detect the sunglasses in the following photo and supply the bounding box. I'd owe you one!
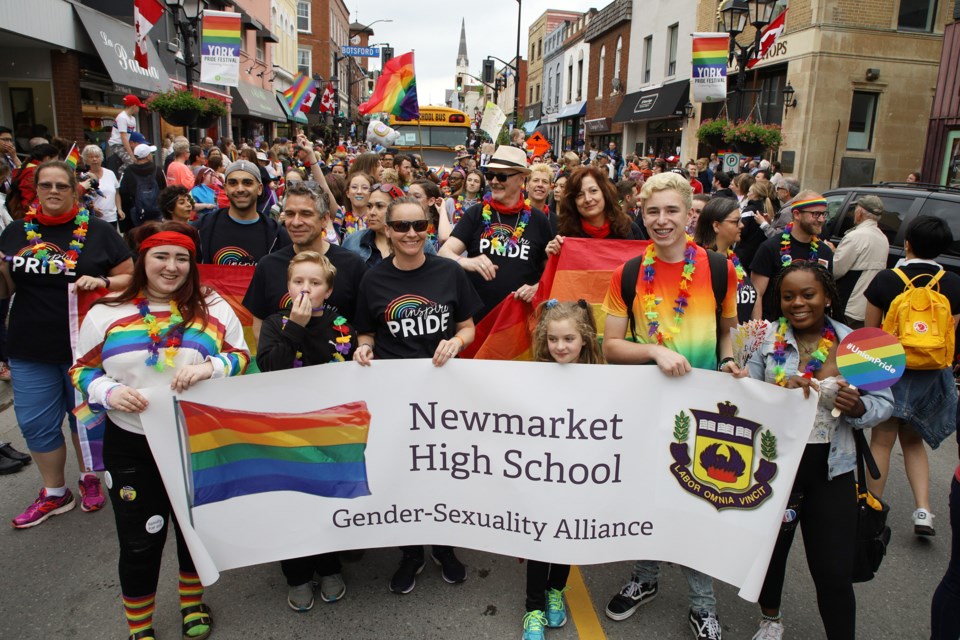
[484,171,520,183]
[387,219,429,233]
[37,182,73,192]
[370,183,406,199]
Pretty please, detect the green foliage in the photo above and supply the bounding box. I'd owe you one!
[695,118,730,142]
[199,97,227,117]
[761,430,778,460]
[724,120,783,148]
[146,89,205,115]
[674,411,690,442]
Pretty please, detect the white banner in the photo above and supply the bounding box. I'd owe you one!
[139,360,816,601]
[691,32,730,104]
[479,101,507,143]
[199,10,241,87]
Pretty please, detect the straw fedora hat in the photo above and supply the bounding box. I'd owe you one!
[483,145,530,173]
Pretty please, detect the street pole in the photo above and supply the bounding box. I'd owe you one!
[514,0,521,131]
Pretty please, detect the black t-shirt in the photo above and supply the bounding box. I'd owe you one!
[354,254,482,360]
[256,310,358,372]
[242,243,367,323]
[864,263,960,317]
[200,212,274,266]
[750,232,835,320]
[450,201,552,320]
[736,272,759,324]
[0,217,131,363]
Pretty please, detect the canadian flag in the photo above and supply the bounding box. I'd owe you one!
[134,0,165,70]
[319,83,336,113]
[747,9,787,70]
[300,86,317,113]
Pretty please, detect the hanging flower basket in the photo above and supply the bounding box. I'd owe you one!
[147,90,205,127]
[696,118,731,150]
[723,120,783,157]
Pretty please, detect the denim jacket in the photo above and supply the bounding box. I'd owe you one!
[747,319,894,480]
[342,229,436,269]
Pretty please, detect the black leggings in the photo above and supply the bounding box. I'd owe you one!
[103,419,196,598]
[758,443,857,640]
[525,561,570,612]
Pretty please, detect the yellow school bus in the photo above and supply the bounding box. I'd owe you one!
[388,106,471,166]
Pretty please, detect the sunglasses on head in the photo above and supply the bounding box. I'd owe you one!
[387,219,429,233]
[370,183,406,199]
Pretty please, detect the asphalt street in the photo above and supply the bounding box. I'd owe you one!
[0,378,954,640]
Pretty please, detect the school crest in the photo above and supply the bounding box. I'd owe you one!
[669,401,778,511]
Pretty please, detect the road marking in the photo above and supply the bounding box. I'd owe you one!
[567,565,607,639]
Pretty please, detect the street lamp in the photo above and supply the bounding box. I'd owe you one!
[782,81,797,111]
[719,0,777,120]
[165,0,208,91]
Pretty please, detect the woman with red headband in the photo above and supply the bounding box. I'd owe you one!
[70,221,250,640]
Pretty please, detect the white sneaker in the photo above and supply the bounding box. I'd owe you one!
[752,618,784,640]
[914,508,935,536]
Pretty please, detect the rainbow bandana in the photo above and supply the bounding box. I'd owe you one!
[791,197,827,212]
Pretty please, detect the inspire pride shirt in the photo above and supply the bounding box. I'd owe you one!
[602,244,738,371]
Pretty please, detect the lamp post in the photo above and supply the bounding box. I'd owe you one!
[514,0,521,131]
[165,0,208,92]
[718,0,776,121]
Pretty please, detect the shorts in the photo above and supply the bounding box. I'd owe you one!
[9,358,78,452]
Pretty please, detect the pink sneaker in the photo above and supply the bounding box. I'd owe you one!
[11,489,76,529]
[78,475,106,512]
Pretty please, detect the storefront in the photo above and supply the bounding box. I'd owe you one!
[614,80,689,158]
[557,101,586,152]
[230,82,286,146]
[585,118,621,152]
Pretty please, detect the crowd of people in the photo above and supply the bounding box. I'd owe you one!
[0,115,958,640]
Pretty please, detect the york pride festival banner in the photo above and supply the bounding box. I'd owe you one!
[139,359,817,601]
[199,10,241,87]
[692,33,730,103]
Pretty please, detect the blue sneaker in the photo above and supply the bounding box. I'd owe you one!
[522,610,547,640]
[545,588,568,627]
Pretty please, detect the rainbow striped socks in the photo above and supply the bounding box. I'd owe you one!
[178,572,209,638]
[122,593,155,637]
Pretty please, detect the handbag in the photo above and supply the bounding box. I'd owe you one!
[851,429,892,583]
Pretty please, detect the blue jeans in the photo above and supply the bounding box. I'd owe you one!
[931,475,960,639]
[632,560,716,613]
[9,358,77,453]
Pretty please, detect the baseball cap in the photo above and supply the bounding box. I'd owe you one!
[857,195,884,216]
[133,143,157,159]
[123,94,147,108]
[129,132,149,145]
[224,160,262,184]
[666,155,679,164]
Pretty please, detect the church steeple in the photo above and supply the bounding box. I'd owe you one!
[456,18,469,71]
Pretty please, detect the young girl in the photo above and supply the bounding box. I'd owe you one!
[256,251,357,612]
[523,299,604,640]
[745,261,893,640]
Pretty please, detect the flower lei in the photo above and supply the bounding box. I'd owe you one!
[780,222,819,267]
[480,193,531,255]
[726,248,745,287]
[281,314,353,364]
[641,236,697,344]
[136,297,184,371]
[340,206,365,237]
[771,317,836,386]
[452,195,466,224]
[23,205,90,271]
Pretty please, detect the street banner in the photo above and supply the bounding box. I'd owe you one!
[480,101,507,143]
[199,10,241,87]
[139,359,817,601]
[691,33,729,103]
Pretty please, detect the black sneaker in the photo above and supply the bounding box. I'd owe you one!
[430,547,467,584]
[0,455,23,475]
[689,608,722,640]
[0,442,31,465]
[390,552,425,594]
[605,576,658,621]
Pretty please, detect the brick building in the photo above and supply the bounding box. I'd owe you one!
[922,0,960,186]
[584,0,631,151]
[296,0,350,127]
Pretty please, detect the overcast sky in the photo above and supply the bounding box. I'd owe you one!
[348,0,599,105]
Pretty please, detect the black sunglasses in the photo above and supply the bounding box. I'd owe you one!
[484,171,520,183]
[387,219,429,233]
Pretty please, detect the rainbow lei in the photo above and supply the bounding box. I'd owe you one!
[641,236,697,344]
[331,316,352,362]
[452,195,466,224]
[136,297,184,371]
[340,206,365,237]
[22,205,90,272]
[780,222,819,267]
[771,317,836,386]
[726,248,745,287]
[480,194,531,255]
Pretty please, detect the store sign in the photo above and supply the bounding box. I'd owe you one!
[586,118,611,133]
[633,92,659,114]
[342,46,380,57]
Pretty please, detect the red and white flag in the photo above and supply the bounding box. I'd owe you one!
[134,0,165,70]
[319,83,336,113]
[300,86,317,113]
[747,9,787,69]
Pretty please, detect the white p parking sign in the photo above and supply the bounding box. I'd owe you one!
[723,152,741,174]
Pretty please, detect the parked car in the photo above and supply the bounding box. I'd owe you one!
[821,182,960,273]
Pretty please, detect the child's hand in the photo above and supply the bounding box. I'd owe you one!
[289,291,312,327]
[354,344,374,366]
[171,362,215,393]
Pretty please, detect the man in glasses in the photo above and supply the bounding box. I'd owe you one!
[196,160,290,266]
[749,191,835,321]
[439,145,554,320]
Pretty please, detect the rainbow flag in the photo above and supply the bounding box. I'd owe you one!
[201,10,241,56]
[463,238,646,361]
[64,144,80,169]
[358,51,420,120]
[179,400,372,507]
[691,33,729,103]
[283,72,317,115]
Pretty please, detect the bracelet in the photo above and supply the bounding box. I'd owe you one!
[99,276,110,289]
[452,335,465,352]
[717,357,736,371]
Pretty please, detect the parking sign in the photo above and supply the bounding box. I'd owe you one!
[723,152,741,174]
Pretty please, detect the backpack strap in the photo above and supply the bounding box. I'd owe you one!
[893,268,912,288]
[925,268,946,291]
[621,255,644,341]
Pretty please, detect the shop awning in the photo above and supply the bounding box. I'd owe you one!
[521,119,540,134]
[557,101,587,119]
[613,80,689,124]
[230,82,286,122]
[276,92,309,125]
[74,3,170,95]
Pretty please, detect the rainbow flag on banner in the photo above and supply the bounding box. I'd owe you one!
[200,10,241,86]
[358,51,420,120]
[691,33,729,103]
[283,72,318,114]
[463,238,647,360]
[178,400,372,507]
[64,144,80,169]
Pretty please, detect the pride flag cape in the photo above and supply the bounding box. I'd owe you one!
[283,72,317,114]
[358,51,420,120]
[176,400,372,507]
[462,238,647,361]
[64,144,80,169]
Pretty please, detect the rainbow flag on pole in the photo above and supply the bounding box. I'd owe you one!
[282,72,318,114]
[178,400,372,507]
[691,33,730,103]
[64,144,80,169]
[199,10,241,86]
[358,51,420,120]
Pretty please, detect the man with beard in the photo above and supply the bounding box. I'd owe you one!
[196,160,290,266]
[396,154,415,189]
[750,191,834,321]
[439,146,553,320]
[243,181,366,342]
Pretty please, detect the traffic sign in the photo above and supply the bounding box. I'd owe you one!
[723,152,741,174]
[342,46,380,57]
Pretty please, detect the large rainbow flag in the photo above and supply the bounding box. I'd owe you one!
[358,51,420,120]
[462,238,647,361]
[178,400,372,507]
[282,72,317,114]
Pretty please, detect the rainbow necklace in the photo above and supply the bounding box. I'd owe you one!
[453,195,466,224]
[481,193,531,255]
[23,205,90,271]
[135,297,184,371]
[281,314,353,365]
[771,317,836,386]
[780,222,819,267]
[341,206,365,236]
[726,248,745,287]
[641,236,697,344]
